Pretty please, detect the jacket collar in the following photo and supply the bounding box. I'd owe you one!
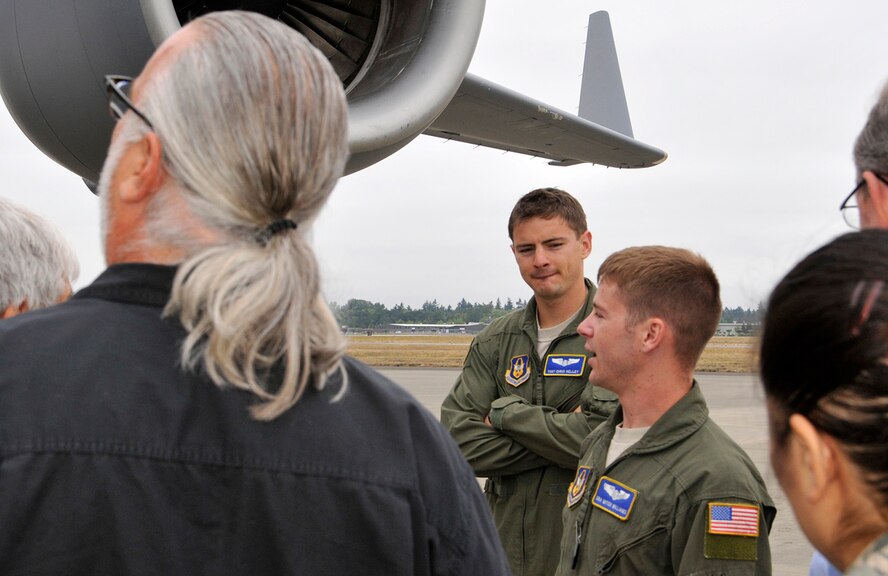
[605,381,709,458]
[73,263,177,307]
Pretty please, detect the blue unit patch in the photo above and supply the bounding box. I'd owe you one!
[591,476,638,521]
[543,354,587,376]
[504,354,531,387]
[567,466,592,508]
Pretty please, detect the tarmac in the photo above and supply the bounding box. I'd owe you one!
[378,368,814,576]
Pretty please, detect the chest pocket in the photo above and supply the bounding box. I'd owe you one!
[596,525,670,574]
[580,489,672,574]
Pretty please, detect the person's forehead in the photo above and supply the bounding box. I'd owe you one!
[594,279,622,308]
[512,216,575,241]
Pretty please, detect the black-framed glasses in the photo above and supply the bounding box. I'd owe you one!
[104,75,153,130]
[840,172,888,229]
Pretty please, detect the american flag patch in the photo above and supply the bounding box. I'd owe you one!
[707,503,759,537]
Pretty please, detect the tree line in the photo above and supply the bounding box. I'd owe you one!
[331,298,765,329]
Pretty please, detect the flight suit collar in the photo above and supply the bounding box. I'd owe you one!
[603,381,708,460]
[520,278,596,340]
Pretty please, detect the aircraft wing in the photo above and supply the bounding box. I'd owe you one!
[424,73,666,169]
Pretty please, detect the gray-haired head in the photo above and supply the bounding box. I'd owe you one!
[0,197,79,315]
[125,10,349,420]
[854,80,888,178]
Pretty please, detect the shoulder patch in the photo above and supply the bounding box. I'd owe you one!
[707,503,759,536]
[591,476,638,521]
[504,354,531,387]
[704,502,760,561]
[543,354,587,376]
[567,466,592,508]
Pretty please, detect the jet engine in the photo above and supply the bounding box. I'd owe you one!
[0,0,484,183]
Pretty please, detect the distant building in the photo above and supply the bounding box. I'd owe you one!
[715,322,760,336]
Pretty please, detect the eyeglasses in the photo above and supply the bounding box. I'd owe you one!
[840,172,888,229]
[840,180,864,229]
[104,75,153,130]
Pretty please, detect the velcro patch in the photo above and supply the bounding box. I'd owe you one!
[567,466,592,508]
[704,502,759,561]
[543,354,586,376]
[504,354,531,387]
[591,476,637,521]
[708,503,759,536]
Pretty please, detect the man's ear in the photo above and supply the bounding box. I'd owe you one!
[640,317,666,352]
[579,230,592,258]
[787,414,837,502]
[118,132,164,204]
[862,171,888,227]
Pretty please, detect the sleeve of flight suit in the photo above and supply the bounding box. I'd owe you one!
[441,339,551,477]
[671,499,775,576]
[487,385,617,469]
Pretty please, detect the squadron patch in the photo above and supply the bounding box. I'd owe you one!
[703,502,760,561]
[591,476,638,521]
[567,466,592,508]
[543,354,586,376]
[504,354,531,387]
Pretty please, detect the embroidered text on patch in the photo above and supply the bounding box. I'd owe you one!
[543,354,586,376]
[708,503,760,536]
[591,476,638,521]
[504,354,531,387]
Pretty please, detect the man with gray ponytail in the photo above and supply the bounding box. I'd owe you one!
[0,11,508,574]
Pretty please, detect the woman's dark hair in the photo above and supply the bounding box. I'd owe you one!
[760,230,888,501]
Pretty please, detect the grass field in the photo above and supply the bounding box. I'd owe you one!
[347,335,758,372]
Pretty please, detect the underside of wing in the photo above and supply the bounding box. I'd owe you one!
[424,73,666,169]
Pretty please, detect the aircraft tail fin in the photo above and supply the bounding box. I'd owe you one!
[578,11,634,138]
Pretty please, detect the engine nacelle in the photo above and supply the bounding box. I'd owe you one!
[0,0,484,184]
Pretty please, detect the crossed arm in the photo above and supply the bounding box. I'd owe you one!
[441,342,612,475]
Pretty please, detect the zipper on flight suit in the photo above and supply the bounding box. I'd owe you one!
[570,487,596,570]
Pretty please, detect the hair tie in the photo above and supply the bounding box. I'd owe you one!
[849,279,885,336]
[256,219,298,246]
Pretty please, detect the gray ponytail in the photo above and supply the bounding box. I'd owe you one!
[139,11,349,420]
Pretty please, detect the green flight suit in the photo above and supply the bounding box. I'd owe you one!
[557,382,776,576]
[441,280,618,576]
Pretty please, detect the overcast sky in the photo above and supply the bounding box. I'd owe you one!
[2,1,887,310]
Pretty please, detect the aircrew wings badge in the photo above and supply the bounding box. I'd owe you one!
[567,466,592,507]
[591,476,638,521]
[504,354,531,387]
[544,354,586,376]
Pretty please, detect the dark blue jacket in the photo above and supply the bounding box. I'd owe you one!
[0,264,509,576]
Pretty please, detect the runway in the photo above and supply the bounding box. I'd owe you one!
[379,368,813,576]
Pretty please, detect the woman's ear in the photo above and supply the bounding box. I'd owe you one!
[788,414,837,502]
